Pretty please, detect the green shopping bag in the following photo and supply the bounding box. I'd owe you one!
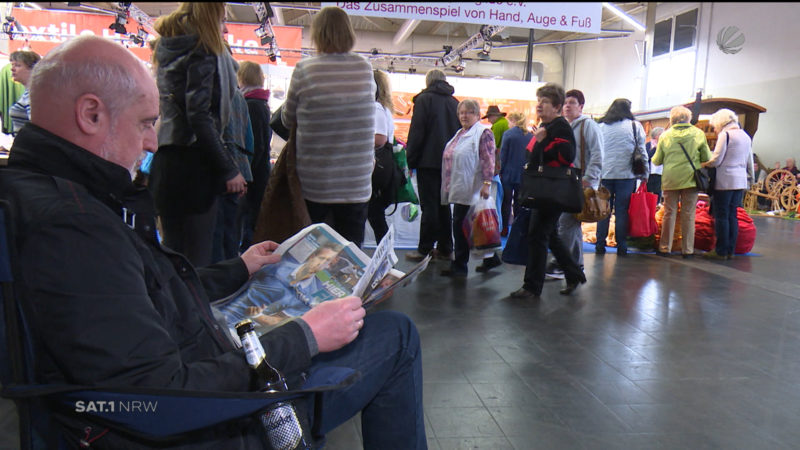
[392,140,419,204]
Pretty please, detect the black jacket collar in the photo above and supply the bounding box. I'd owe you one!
[8,123,138,203]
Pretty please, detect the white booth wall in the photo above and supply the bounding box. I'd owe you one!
[564,2,800,166]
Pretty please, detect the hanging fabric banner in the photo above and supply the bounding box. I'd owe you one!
[322,2,602,34]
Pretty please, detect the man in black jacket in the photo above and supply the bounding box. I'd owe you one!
[405,69,460,262]
[0,35,424,449]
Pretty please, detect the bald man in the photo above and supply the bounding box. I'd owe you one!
[0,36,424,448]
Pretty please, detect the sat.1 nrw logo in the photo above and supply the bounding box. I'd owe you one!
[717,26,745,54]
[75,400,158,413]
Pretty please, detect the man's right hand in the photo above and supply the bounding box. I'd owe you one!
[226,173,247,196]
[301,296,366,353]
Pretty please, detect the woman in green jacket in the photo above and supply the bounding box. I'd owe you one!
[652,106,712,258]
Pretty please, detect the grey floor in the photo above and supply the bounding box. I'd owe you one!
[326,216,800,450]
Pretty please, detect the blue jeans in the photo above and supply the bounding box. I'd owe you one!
[310,311,426,449]
[595,179,637,252]
[713,189,744,256]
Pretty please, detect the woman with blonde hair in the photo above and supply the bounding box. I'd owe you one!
[149,2,246,266]
[498,111,533,236]
[281,6,375,247]
[367,69,398,243]
[700,108,753,259]
[651,106,712,258]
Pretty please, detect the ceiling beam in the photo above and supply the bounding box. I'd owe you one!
[272,6,285,26]
[392,19,420,47]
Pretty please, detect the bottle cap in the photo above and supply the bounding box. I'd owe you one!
[235,319,255,336]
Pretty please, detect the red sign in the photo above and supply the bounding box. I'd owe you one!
[6,7,302,66]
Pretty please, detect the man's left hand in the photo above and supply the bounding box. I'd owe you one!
[241,241,281,275]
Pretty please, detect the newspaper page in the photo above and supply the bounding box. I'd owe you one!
[352,225,399,300]
[212,223,403,338]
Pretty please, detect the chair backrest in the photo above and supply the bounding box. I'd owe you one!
[0,199,42,449]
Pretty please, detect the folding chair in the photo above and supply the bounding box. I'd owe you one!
[0,199,357,448]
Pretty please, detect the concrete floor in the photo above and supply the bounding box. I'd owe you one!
[326,216,800,449]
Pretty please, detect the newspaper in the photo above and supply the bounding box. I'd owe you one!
[212,223,428,337]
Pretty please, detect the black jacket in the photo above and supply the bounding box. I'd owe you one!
[529,116,577,168]
[244,94,272,219]
[149,35,238,216]
[0,125,312,448]
[406,79,460,170]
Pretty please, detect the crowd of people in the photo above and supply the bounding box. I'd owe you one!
[0,3,764,448]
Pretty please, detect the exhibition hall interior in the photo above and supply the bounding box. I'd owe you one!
[2,2,800,449]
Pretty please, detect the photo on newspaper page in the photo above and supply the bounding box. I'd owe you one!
[212,224,370,336]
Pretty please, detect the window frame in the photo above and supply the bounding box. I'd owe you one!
[652,7,699,59]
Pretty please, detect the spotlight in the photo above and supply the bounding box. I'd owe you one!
[408,65,416,74]
[2,16,19,40]
[109,12,128,34]
[254,25,272,46]
[452,57,465,73]
[130,25,147,47]
[388,61,395,73]
[477,41,492,60]
[370,48,379,56]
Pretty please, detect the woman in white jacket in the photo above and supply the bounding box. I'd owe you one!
[701,109,753,259]
[595,98,648,256]
[440,99,501,277]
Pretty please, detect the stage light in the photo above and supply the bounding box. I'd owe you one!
[109,12,128,34]
[2,16,19,40]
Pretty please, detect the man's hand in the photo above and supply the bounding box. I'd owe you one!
[241,241,281,275]
[301,297,366,352]
[226,173,247,196]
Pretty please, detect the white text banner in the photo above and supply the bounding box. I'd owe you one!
[323,2,602,33]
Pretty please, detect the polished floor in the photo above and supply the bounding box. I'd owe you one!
[326,216,800,449]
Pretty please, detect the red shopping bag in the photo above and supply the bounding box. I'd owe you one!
[628,183,658,237]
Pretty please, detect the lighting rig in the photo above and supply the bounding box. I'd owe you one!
[441,25,504,68]
[251,2,279,62]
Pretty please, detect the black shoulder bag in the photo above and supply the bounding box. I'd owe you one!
[519,139,584,213]
[678,142,710,192]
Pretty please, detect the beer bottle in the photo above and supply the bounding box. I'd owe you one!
[236,319,311,450]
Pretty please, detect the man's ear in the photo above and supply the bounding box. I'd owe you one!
[74,93,109,136]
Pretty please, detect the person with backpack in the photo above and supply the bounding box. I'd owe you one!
[367,69,403,243]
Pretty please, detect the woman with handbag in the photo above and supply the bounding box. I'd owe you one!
[651,106,712,258]
[701,109,753,260]
[594,98,649,257]
[510,84,586,299]
[367,69,398,243]
[440,99,502,278]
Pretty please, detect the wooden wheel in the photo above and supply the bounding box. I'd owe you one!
[765,169,797,197]
[779,185,800,212]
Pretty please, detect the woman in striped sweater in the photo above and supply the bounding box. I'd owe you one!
[281,6,376,247]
